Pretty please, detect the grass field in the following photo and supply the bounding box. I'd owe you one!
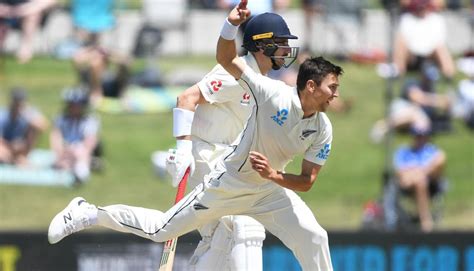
[0,54,472,231]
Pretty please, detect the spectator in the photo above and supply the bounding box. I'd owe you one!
[73,48,131,106]
[62,0,124,106]
[300,0,323,53]
[392,0,456,78]
[53,0,115,60]
[392,126,446,232]
[0,0,57,63]
[50,87,100,183]
[371,60,452,143]
[0,87,49,166]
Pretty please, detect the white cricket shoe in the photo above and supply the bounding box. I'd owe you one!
[48,197,96,244]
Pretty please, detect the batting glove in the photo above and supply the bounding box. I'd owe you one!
[166,140,195,187]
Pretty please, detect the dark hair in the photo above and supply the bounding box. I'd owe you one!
[296,56,343,91]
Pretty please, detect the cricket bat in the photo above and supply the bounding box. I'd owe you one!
[158,167,190,271]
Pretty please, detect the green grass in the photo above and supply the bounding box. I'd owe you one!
[0,55,472,231]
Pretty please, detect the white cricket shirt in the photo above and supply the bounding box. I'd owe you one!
[221,65,333,185]
[193,55,261,145]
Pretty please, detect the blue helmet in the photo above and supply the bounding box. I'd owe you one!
[243,13,299,69]
[243,13,297,52]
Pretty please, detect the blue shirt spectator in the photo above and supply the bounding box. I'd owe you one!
[0,88,49,165]
[50,88,99,183]
[391,127,446,232]
[53,115,99,145]
[393,142,440,170]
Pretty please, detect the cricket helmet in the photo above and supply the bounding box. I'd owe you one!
[243,13,299,69]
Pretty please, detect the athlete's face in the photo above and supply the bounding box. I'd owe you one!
[272,38,291,67]
[273,38,296,67]
[312,73,339,112]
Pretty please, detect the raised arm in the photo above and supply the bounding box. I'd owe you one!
[216,0,250,80]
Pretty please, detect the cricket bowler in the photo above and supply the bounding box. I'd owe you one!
[162,11,298,271]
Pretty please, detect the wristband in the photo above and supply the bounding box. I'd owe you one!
[220,18,239,40]
[173,108,194,137]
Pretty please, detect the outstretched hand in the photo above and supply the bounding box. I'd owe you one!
[228,0,251,26]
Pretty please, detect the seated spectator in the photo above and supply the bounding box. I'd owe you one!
[53,0,123,106]
[371,60,452,143]
[53,0,115,60]
[50,87,100,183]
[392,0,456,78]
[73,47,131,106]
[0,87,49,165]
[0,0,57,63]
[72,0,128,106]
[392,126,446,232]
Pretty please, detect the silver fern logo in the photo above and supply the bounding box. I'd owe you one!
[300,129,318,140]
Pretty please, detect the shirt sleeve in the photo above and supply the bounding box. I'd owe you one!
[197,64,244,104]
[303,118,333,165]
[238,65,287,105]
[393,147,407,170]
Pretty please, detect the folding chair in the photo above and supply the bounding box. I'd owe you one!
[383,175,448,231]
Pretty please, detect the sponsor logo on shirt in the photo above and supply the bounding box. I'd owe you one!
[271,109,288,126]
[316,144,331,160]
[240,92,250,105]
[207,80,222,94]
[300,129,318,140]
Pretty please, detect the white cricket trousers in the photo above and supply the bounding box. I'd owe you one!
[97,171,333,271]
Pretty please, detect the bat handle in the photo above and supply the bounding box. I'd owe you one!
[174,167,190,203]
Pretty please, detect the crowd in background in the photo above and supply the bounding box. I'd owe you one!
[1,0,473,232]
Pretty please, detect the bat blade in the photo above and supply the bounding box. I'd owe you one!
[158,167,190,271]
